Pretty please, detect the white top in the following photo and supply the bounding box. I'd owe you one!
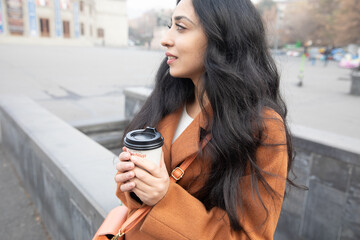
[172,105,194,143]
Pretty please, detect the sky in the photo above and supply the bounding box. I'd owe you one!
[127,0,177,19]
[127,0,261,19]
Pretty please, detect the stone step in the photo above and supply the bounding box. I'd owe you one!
[87,130,124,149]
[71,117,129,135]
[72,116,129,149]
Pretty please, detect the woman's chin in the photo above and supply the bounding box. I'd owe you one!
[169,69,181,78]
[169,68,193,79]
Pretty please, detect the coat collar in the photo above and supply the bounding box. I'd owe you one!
[157,104,212,171]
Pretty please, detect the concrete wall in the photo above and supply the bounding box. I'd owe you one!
[0,96,120,240]
[276,125,360,240]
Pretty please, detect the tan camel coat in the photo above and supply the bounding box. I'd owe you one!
[116,106,288,240]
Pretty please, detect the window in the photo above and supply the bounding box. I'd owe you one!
[37,0,49,6]
[97,28,104,38]
[40,18,50,37]
[80,23,84,36]
[63,21,70,38]
[80,1,84,12]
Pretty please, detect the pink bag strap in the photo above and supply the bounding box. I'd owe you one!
[114,134,211,239]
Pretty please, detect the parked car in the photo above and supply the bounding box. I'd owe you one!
[339,53,360,69]
[331,48,346,62]
[286,50,301,57]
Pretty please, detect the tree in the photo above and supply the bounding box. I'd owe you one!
[128,9,171,47]
[335,0,360,45]
[278,0,360,47]
[279,0,317,45]
[307,0,340,46]
[256,0,278,47]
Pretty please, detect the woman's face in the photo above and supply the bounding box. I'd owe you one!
[161,0,207,82]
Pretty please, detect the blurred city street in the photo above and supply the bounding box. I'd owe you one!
[0,44,359,139]
[1,0,359,238]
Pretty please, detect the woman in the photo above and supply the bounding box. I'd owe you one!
[115,0,294,239]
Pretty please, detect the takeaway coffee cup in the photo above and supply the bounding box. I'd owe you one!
[123,127,164,166]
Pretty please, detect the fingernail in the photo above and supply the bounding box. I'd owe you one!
[126,163,134,169]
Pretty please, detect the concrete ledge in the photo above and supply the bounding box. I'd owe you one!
[291,124,360,166]
[123,87,153,101]
[70,117,129,134]
[0,95,120,240]
[124,87,152,119]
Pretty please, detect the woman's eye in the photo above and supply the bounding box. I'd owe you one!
[175,24,186,31]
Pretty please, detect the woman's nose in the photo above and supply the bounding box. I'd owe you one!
[161,31,174,48]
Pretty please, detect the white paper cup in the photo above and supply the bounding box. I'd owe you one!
[123,127,164,166]
[125,147,162,166]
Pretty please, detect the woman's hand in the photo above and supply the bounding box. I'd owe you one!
[115,147,170,206]
[114,147,136,192]
[128,151,169,206]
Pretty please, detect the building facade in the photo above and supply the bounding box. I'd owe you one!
[0,0,128,46]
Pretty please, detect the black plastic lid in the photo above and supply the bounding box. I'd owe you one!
[124,127,164,150]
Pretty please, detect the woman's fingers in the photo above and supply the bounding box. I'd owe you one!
[114,171,135,184]
[130,155,161,177]
[120,181,136,192]
[116,149,170,205]
[115,161,134,172]
[129,161,169,206]
[131,178,163,206]
[132,166,154,183]
[115,151,133,172]
[132,186,148,202]
[131,176,152,193]
[119,151,131,161]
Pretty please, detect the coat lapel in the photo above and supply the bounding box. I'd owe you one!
[157,104,213,172]
[170,104,213,170]
[157,107,183,173]
[170,113,201,169]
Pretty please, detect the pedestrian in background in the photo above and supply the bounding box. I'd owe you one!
[323,46,331,67]
[309,47,318,66]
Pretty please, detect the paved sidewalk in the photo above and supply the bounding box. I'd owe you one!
[0,45,359,138]
[0,146,51,240]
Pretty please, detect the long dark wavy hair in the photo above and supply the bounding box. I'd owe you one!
[122,0,300,232]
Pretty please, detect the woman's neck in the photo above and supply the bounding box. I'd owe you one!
[187,78,207,118]
[186,94,201,119]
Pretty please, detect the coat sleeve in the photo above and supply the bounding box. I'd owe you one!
[139,113,288,240]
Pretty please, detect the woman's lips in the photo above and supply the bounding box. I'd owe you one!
[166,52,177,64]
[167,56,177,64]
